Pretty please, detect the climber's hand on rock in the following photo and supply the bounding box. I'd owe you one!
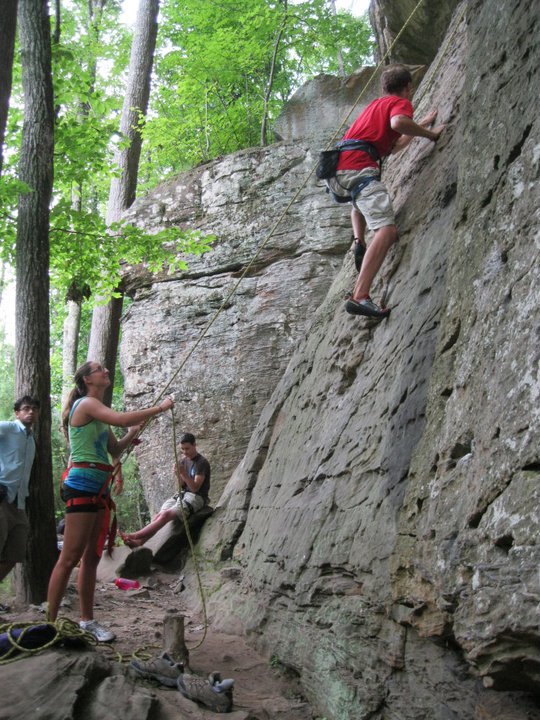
[420,109,438,127]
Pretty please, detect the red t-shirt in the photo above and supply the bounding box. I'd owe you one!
[337,95,413,171]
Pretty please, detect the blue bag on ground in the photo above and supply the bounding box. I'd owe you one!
[0,624,58,658]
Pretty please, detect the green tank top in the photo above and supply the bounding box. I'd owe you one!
[68,398,110,465]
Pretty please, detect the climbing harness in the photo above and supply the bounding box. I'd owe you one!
[61,461,118,556]
[315,138,380,180]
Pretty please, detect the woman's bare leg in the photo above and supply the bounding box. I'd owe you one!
[47,511,101,622]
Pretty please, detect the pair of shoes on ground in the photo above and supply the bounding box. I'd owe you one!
[131,651,184,687]
[131,652,234,713]
[345,296,390,319]
[79,619,116,643]
[0,602,10,613]
[177,671,234,714]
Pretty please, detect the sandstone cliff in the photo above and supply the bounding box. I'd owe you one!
[120,0,540,718]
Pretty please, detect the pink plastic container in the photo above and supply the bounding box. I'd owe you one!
[114,577,140,590]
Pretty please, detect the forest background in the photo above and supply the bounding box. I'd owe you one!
[0,0,371,600]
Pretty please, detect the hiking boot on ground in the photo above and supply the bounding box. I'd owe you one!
[79,619,116,643]
[353,239,366,272]
[345,296,390,319]
[177,671,234,713]
[131,651,184,687]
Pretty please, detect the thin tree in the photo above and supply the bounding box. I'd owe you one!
[261,0,288,147]
[61,281,90,406]
[87,0,160,406]
[328,0,345,75]
[15,0,57,603]
[61,0,109,394]
[0,0,18,176]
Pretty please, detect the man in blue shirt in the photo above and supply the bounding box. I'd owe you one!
[0,396,39,589]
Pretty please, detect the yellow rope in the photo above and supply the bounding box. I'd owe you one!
[0,617,96,665]
[169,407,208,651]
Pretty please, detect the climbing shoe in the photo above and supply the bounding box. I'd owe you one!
[353,239,366,272]
[79,619,116,643]
[345,296,391,319]
[131,651,184,687]
[177,671,234,713]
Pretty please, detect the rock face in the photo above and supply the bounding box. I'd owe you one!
[369,0,461,65]
[120,0,540,718]
[274,68,381,145]
[1,650,160,720]
[120,143,352,510]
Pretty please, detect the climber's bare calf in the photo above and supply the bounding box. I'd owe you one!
[123,508,177,547]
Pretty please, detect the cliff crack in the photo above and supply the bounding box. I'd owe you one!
[505,123,532,168]
[467,472,515,528]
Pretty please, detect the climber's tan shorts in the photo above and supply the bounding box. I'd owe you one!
[330,169,396,230]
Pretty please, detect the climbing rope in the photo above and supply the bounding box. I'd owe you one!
[169,407,208,651]
[0,617,96,665]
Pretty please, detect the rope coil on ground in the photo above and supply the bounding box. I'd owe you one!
[0,617,96,665]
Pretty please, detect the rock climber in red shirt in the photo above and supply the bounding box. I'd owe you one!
[328,64,445,319]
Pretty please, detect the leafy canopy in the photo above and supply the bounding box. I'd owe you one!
[139,0,372,187]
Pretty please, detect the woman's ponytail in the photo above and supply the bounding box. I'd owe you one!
[61,361,94,436]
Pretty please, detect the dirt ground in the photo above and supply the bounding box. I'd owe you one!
[1,555,316,720]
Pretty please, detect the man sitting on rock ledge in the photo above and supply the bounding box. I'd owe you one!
[327,64,445,319]
[123,433,210,548]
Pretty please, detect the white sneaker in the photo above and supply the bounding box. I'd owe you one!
[79,619,116,643]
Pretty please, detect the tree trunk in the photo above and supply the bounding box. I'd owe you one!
[62,299,81,406]
[88,0,160,406]
[14,0,57,604]
[260,1,287,147]
[87,294,124,406]
[61,282,90,406]
[329,0,345,76]
[0,0,18,176]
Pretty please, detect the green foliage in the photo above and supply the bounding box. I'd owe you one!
[0,573,14,602]
[0,178,32,265]
[269,654,289,673]
[114,454,150,533]
[0,327,15,418]
[139,0,373,185]
[49,205,213,302]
